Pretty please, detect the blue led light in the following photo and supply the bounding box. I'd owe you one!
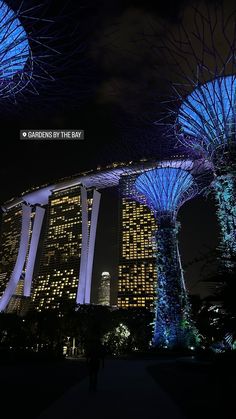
[132,166,199,348]
[213,174,236,271]
[177,75,236,154]
[177,76,236,272]
[134,167,196,214]
[0,1,30,79]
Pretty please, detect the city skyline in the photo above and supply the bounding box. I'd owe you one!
[0,0,224,303]
[0,159,219,310]
[0,2,235,416]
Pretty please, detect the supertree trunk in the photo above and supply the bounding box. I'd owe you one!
[153,217,188,348]
[213,173,236,271]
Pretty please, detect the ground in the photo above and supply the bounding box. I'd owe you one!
[0,353,234,419]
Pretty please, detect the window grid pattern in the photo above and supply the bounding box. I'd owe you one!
[118,178,157,311]
[32,186,93,311]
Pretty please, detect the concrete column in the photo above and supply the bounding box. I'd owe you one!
[24,206,45,297]
[85,190,101,303]
[0,203,31,311]
[76,187,89,304]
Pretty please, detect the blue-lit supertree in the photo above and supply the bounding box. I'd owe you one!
[0,0,97,109]
[0,0,31,98]
[0,0,63,103]
[125,159,209,348]
[150,2,236,272]
[176,75,236,271]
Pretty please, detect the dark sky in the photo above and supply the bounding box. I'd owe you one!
[0,0,225,301]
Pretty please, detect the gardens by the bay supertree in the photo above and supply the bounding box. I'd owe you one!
[176,75,236,272]
[0,0,98,113]
[1,0,234,354]
[0,0,32,99]
[147,2,236,273]
[121,159,211,348]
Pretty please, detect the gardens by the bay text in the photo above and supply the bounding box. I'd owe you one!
[20,130,84,140]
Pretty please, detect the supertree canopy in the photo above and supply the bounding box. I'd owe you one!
[147,3,236,272]
[126,159,209,348]
[0,0,31,97]
[0,0,98,111]
[177,75,236,163]
[176,75,236,271]
[0,1,29,78]
[135,167,198,219]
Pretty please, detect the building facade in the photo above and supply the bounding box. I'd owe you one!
[0,183,101,313]
[97,271,111,306]
[32,185,100,311]
[0,162,160,314]
[0,202,45,312]
[118,174,157,311]
[0,203,23,298]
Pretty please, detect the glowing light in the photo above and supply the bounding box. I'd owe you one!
[177,75,236,155]
[213,174,236,271]
[177,75,236,271]
[0,1,30,79]
[134,167,197,216]
[132,166,200,348]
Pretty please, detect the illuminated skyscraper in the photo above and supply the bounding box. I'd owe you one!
[98,272,111,306]
[0,162,158,313]
[32,184,100,311]
[0,203,23,299]
[0,185,101,313]
[0,202,45,312]
[118,174,157,311]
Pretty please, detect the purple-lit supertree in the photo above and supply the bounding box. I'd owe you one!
[123,159,210,348]
[152,3,236,272]
[0,0,97,110]
[0,0,61,102]
[176,76,236,271]
[0,0,32,98]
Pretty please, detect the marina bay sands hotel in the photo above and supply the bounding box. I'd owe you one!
[0,161,158,314]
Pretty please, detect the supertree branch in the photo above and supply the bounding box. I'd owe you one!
[147,2,236,274]
[172,44,236,274]
[0,0,97,112]
[122,159,211,348]
[212,173,236,272]
[176,75,236,161]
[157,2,236,90]
[0,0,32,98]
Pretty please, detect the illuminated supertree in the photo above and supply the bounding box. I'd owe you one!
[0,0,97,110]
[176,75,236,271]
[148,3,236,272]
[0,0,31,98]
[124,159,210,348]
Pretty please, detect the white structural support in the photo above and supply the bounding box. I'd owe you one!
[85,190,101,303]
[76,188,101,304]
[0,203,32,311]
[76,187,89,304]
[24,206,45,297]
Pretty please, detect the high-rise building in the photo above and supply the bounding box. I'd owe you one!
[98,271,111,306]
[118,174,157,311]
[0,184,101,313]
[0,202,45,312]
[32,185,101,311]
[0,203,23,297]
[0,162,157,313]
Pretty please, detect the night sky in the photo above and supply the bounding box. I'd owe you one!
[1,0,226,302]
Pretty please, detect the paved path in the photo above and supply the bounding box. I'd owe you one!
[36,359,185,419]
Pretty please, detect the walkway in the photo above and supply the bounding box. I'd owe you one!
[36,358,185,419]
